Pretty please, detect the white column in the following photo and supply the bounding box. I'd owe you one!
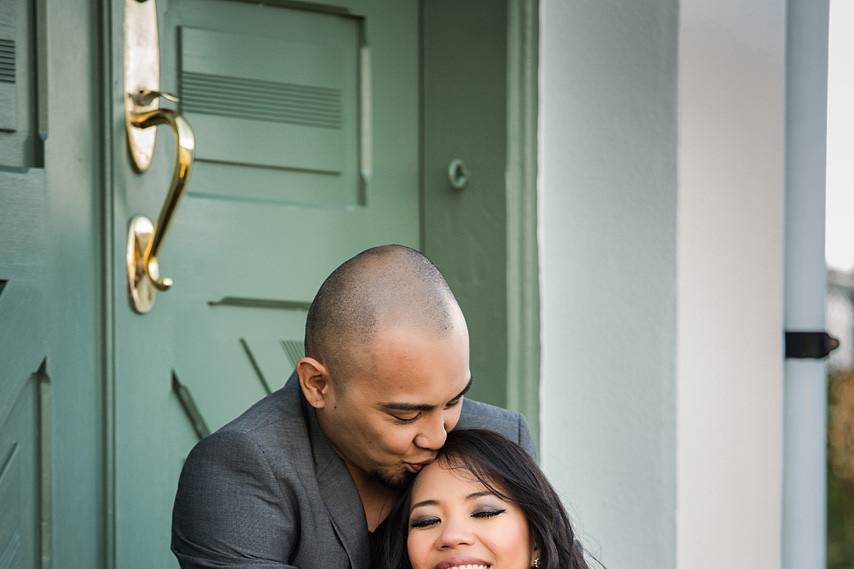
[783,0,830,567]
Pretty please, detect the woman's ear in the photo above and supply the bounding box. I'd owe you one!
[530,546,541,568]
[296,356,330,408]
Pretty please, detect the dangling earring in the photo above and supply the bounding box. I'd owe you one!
[531,557,540,568]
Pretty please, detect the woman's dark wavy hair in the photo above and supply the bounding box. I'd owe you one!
[373,429,591,569]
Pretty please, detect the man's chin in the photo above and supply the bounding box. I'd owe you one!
[373,467,415,490]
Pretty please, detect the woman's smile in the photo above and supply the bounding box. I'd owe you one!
[406,461,534,569]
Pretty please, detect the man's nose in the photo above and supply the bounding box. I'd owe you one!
[414,411,448,450]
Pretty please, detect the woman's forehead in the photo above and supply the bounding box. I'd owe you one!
[412,462,489,498]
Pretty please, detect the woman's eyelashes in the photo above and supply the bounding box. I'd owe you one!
[408,507,507,529]
[472,508,506,519]
[409,516,440,529]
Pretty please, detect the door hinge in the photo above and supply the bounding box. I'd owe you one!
[784,330,840,359]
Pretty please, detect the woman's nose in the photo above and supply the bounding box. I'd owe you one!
[436,517,475,549]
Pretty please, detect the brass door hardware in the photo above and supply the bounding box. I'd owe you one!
[124,0,196,314]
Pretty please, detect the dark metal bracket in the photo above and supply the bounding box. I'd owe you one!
[785,330,840,359]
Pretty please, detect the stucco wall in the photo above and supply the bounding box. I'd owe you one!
[538,2,678,567]
[677,1,785,567]
[539,1,786,567]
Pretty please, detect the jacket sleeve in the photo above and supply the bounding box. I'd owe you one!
[517,412,537,461]
[171,429,299,568]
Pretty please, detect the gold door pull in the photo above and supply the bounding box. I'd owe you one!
[126,93,196,313]
[130,88,178,107]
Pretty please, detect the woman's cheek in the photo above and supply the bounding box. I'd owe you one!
[407,532,429,569]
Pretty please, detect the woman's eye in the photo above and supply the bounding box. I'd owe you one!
[410,516,440,529]
[391,413,420,424]
[472,508,506,519]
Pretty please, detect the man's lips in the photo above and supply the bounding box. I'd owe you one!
[434,557,491,569]
[404,459,434,473]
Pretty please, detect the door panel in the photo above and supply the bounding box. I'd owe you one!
[0,369,40,569]
[3,1,104,566]
[0,173,47,569]
[0,1,47,544]
[179,22,358,198]
[111,1,419,566]
[0,0,38,168]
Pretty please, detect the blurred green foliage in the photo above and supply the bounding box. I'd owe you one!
[829,370,854,569]
[828,465,854,567]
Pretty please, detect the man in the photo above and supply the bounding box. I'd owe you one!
[172,245,534,569]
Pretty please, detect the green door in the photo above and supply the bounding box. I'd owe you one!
[108,0,419,566]
[0,173,45,569]
[2,0,106,566]
[2,1,51,567]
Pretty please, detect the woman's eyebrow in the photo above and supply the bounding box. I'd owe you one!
[409,499,439,512]
[466,491,495,500]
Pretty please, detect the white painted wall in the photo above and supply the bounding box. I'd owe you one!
[539,1,787,568]
[828,273,854,370]
[538,2,678,568]
[677,1,786,568]
[827,0,854,274]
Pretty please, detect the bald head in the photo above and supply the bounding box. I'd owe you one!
[304,245,464,379]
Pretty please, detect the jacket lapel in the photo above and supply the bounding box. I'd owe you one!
[296,375,370,569]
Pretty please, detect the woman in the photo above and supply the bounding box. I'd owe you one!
[373,428,592,569]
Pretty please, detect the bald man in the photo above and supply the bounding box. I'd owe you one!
[171,245,534,569]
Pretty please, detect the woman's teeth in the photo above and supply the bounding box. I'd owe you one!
[450,565,489,569]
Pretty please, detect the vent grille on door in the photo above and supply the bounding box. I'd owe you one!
[180,71,342,129]
[0,39,15,84]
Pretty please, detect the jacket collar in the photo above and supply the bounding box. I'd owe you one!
[288,373,371,569]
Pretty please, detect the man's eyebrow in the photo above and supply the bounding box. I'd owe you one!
[409,499,439,513]
[378,378,473,412]
[450,378,473,401]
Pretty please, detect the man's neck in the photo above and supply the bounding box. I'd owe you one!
[313,411,400,531]
[344,462,400,532]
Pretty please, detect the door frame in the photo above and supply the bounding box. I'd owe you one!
[504,0,540,446]
[98,2,116,566]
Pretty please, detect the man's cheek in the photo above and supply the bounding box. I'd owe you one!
[446,407,463,432]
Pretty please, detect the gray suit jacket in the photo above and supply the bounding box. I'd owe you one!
[172,373,534,569]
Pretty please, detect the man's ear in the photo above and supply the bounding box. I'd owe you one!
[297,356,330,409]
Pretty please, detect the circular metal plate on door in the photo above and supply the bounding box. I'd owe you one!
[448,159,470,191]
[124,0,160,172]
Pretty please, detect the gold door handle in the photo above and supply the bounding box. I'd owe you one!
[126,91,196,313]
